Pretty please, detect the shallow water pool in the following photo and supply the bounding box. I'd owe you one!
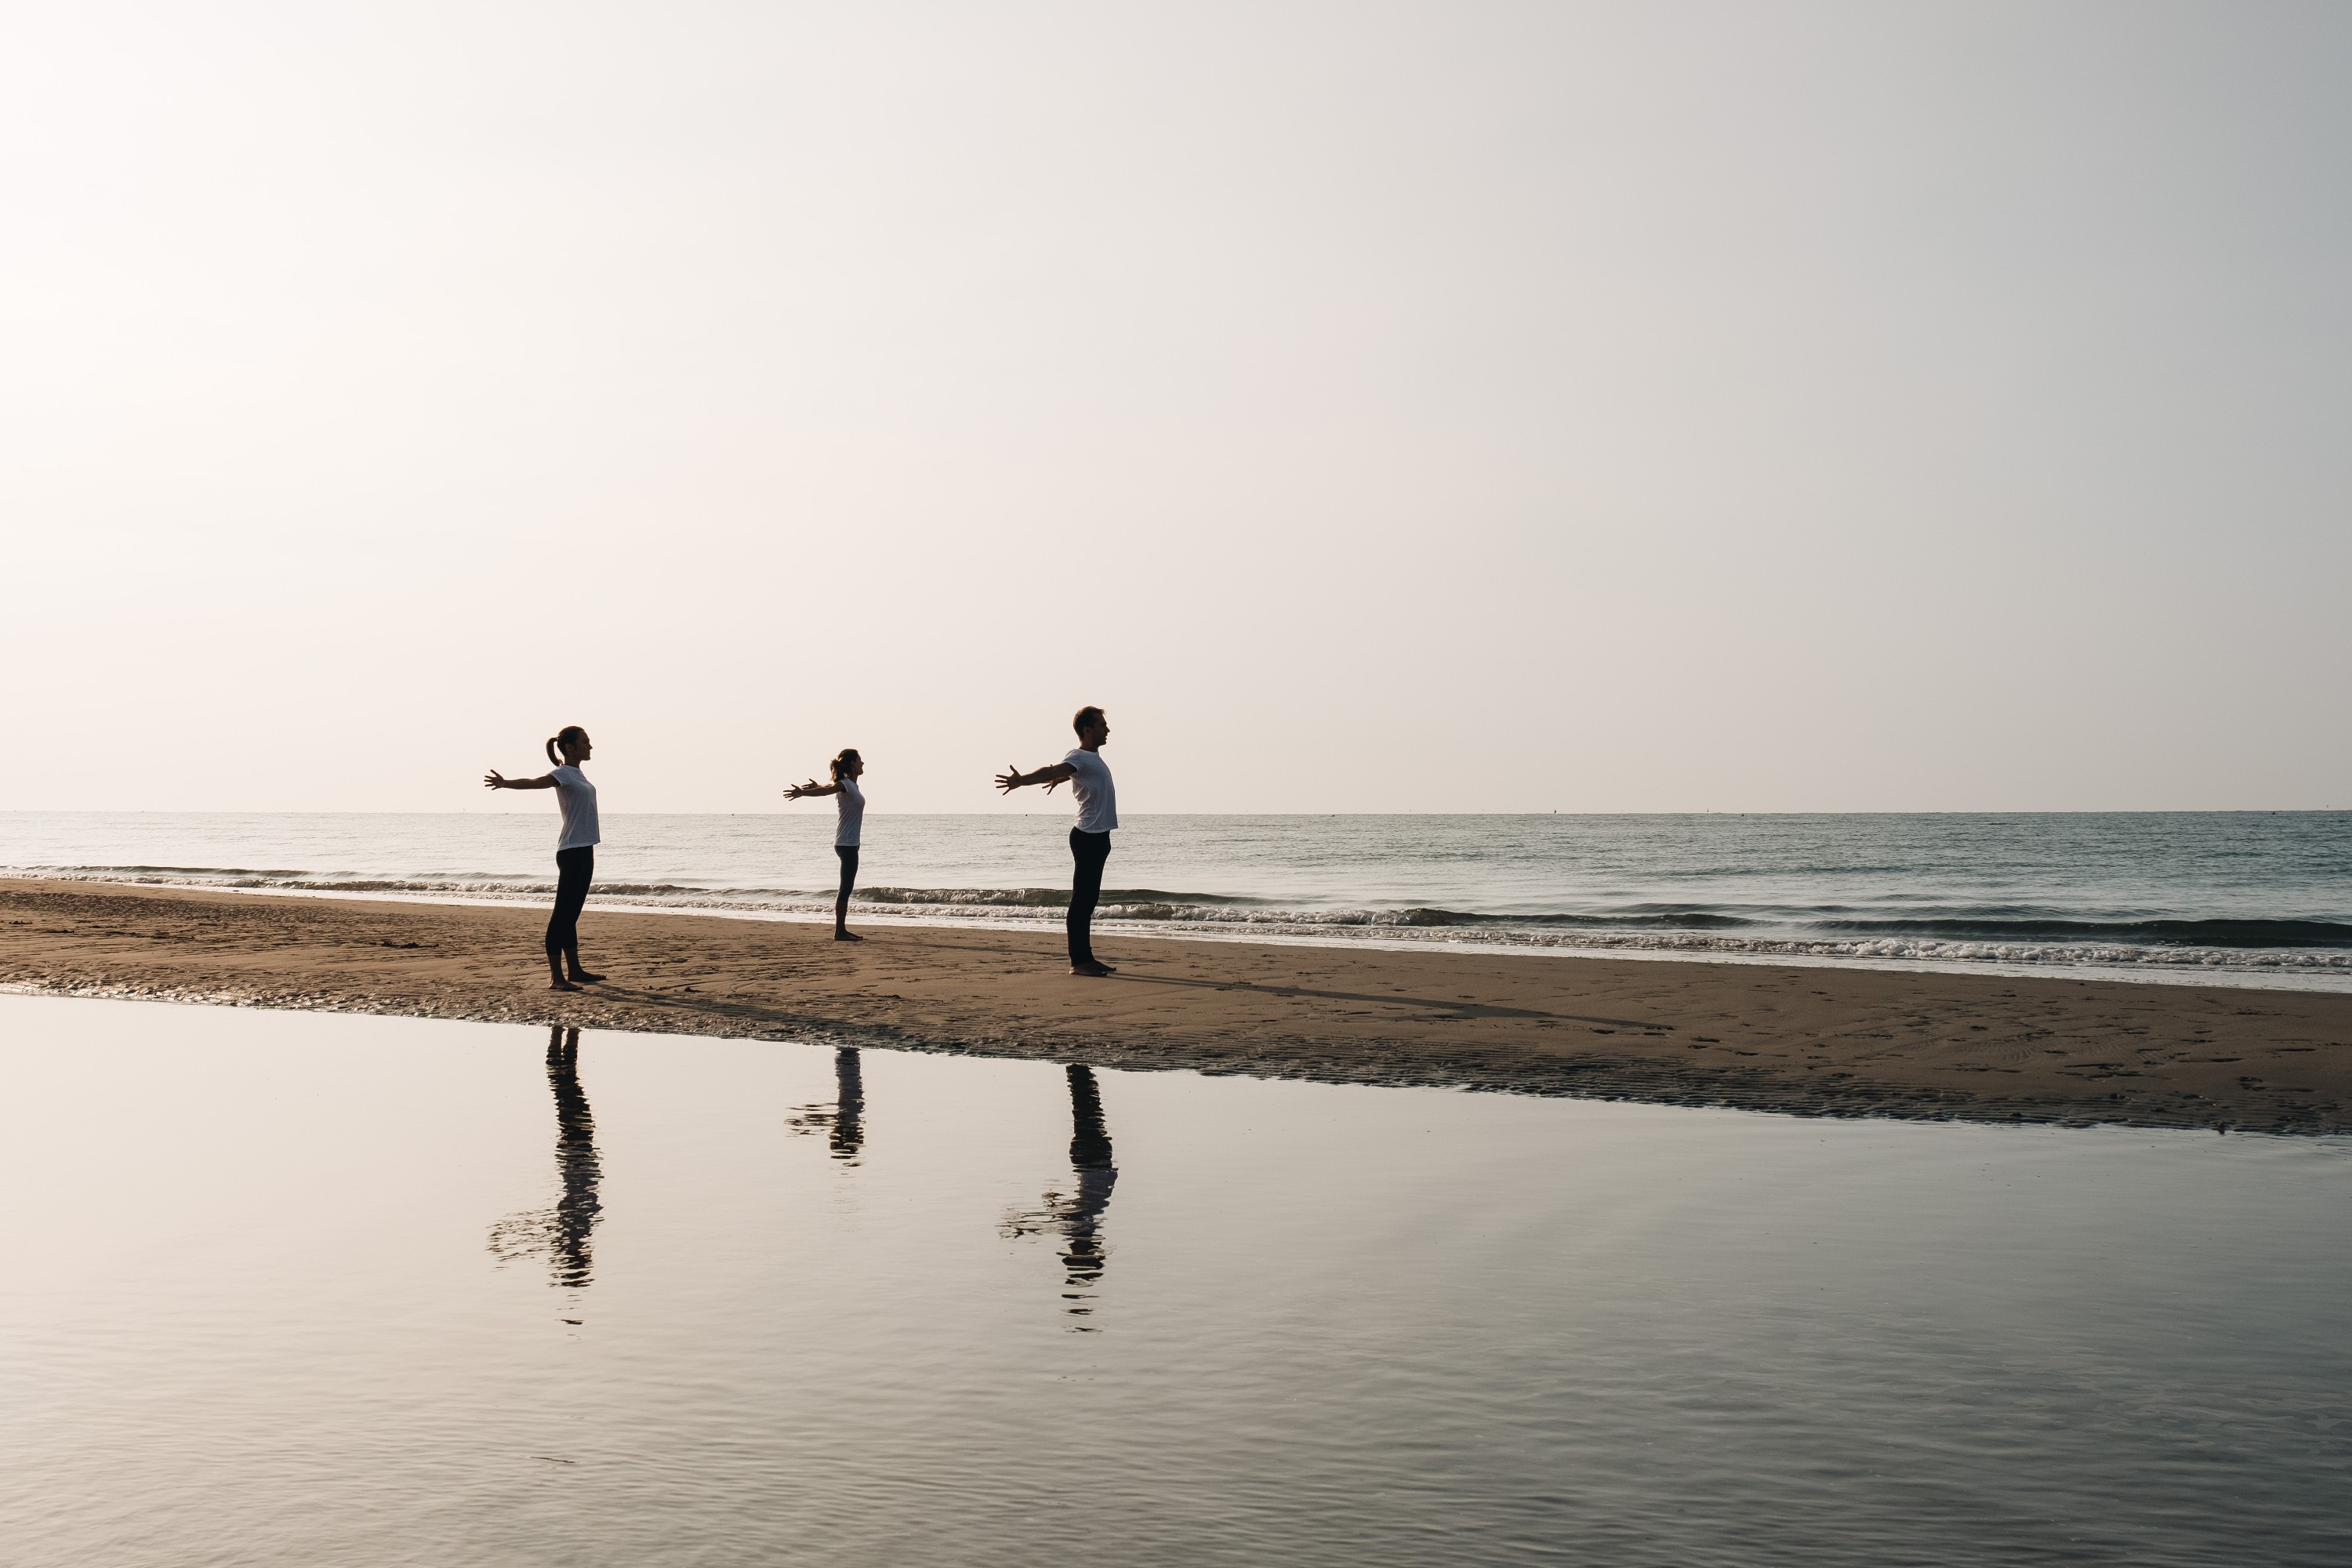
[0,993,2346,1566]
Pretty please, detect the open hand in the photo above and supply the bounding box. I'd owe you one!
[995,764,1025,794]
[483,770,508,790]
[783,778,825,800]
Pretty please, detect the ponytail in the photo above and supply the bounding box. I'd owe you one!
[546,725,588,767]
[829,747,861,782]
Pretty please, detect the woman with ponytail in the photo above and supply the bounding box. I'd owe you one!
[783,748,867,942]
[484,726,606,990]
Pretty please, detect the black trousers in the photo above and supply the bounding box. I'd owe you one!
[1067,828,1112,966]
[546,846,593,966]
[835,844,859,906]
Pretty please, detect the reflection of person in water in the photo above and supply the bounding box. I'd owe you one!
[785,1047,865,1163]
[488,1025,604,1289]
[1002,1065,1118,1323]
[830,1049,865,1161]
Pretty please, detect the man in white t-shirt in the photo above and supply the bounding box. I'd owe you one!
[996,706,1120,976]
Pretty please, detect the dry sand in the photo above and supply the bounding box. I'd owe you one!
[4,877,2349,1132]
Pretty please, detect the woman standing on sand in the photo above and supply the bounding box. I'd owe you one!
[784,749,867,942]
[484,727,606,991]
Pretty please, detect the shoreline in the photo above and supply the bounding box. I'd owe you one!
[10,873,2348,996]
[3,877,2349,1133]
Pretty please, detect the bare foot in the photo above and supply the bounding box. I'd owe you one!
[550,978,583,992]
[833,931,864,942]
[1069,961,1113,978]
[568,970,607,983]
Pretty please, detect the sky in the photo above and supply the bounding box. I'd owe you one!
[3,1,2346,815]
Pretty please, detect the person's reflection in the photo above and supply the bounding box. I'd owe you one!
[786,1048,865,1163]
[1001,1065,1118,1325]
[487,1025,604,1289]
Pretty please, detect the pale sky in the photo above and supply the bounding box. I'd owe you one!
[5,2,2346,815]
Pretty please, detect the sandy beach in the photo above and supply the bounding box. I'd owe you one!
[4,877,2347,1132]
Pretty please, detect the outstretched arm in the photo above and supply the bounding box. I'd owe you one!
[783,779,843,800]
[995,761,1075,795]
[485,770,557,791]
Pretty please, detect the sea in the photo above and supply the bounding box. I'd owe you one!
[3,810,2347,991]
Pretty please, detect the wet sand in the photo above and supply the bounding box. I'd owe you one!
[3,877,2347,1132]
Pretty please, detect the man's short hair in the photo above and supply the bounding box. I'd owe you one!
[1073,706,1106,735]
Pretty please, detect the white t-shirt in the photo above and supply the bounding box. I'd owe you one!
[550,765,601,851]
[834,778,866,848]
[1063,748,1117,834]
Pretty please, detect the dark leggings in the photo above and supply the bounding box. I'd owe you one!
[546,847,593,969]
[1067,828,1111,965]
[835,845,859,925]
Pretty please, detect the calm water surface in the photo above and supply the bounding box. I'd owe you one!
[0,993,2347,1566]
